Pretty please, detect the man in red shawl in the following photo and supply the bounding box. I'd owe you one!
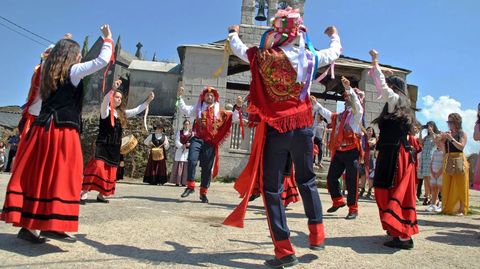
[177,85,243,203]
[223,7,342,268]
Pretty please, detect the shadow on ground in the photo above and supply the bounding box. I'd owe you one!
[0,233,67,256]
[76,234,318,268]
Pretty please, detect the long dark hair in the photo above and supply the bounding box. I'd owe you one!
[426,121,440,134]
[40,39,81,100]
[114,90,127,128]
[366,126,376,138]
[372,75,419,133]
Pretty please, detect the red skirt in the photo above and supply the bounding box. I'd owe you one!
[251,175,300,206]
[82,158,117,196]
[143,153,167,185]
[375,144,419,238]
[1,123,83,232]
[281,175,300,206]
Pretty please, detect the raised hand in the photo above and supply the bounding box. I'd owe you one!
[113,79,122,90]
[235,96,244,107]
[147,92,155,103]
[341,76,351,89]
[228,25,240,33]
[310,95,318,104]
[101,24,112,39]
[324,26,337,37]
[177,83,184,97]
[63,33,73,39]
[369,49,378,64]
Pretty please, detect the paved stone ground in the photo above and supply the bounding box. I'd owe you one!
[0,173,479,269]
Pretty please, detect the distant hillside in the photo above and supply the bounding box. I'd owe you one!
[0,106,22,113]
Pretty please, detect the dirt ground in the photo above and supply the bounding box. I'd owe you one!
[0,173,479,268]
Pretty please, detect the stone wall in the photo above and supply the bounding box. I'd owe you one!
[81,111,174,180]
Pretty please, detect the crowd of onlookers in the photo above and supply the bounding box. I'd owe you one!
[313,103,480,216]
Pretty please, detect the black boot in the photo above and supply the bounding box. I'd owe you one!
[265,254,299,268]
[181,188,195,198]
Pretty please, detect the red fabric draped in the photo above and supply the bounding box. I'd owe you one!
[211,111,233,179]
[223,122,266,228]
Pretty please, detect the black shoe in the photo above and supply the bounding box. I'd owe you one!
[327,203,346,213]
[248,193,261,202]
[383,237,414,249]
[96,196,109,203]
[17,228,47,244]
[309,243,325,251]
[365,192,372,200]
[422,198,430,206]
[345,212,358,220]
[40,231,77,243]
[181,188,195,198]
[359,188,365,197]
[200,194,209,203]
[80,199,86,205]
[265,254,299,268]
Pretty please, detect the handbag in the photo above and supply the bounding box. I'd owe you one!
[151,146,164,161]
[445,138,464,176]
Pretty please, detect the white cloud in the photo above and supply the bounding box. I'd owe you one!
[419,95,479,155]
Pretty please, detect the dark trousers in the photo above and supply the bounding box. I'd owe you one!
[4,149,16,172]
[326,149,360,211]
[186,137,215,189]
[263,127,323,243]
[313,137,323,164]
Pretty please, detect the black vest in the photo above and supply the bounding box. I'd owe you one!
[151,133,165,147]
[374,117,414,189]
[95,116,122,166]
[34,79,84,132]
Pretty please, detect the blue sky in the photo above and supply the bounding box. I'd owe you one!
[0,0,478,152]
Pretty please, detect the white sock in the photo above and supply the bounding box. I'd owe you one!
[80,191,88,200]
[399,237,411,241]
[27,229,40,237]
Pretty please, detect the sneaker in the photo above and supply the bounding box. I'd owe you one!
[434,205,442,213]
[264,254,299,268]
[327,203,346,213]
[181,188,195,198]
[200,194,209,203]
[426,205,435,212]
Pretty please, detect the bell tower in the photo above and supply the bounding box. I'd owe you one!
[239,0,306,44]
